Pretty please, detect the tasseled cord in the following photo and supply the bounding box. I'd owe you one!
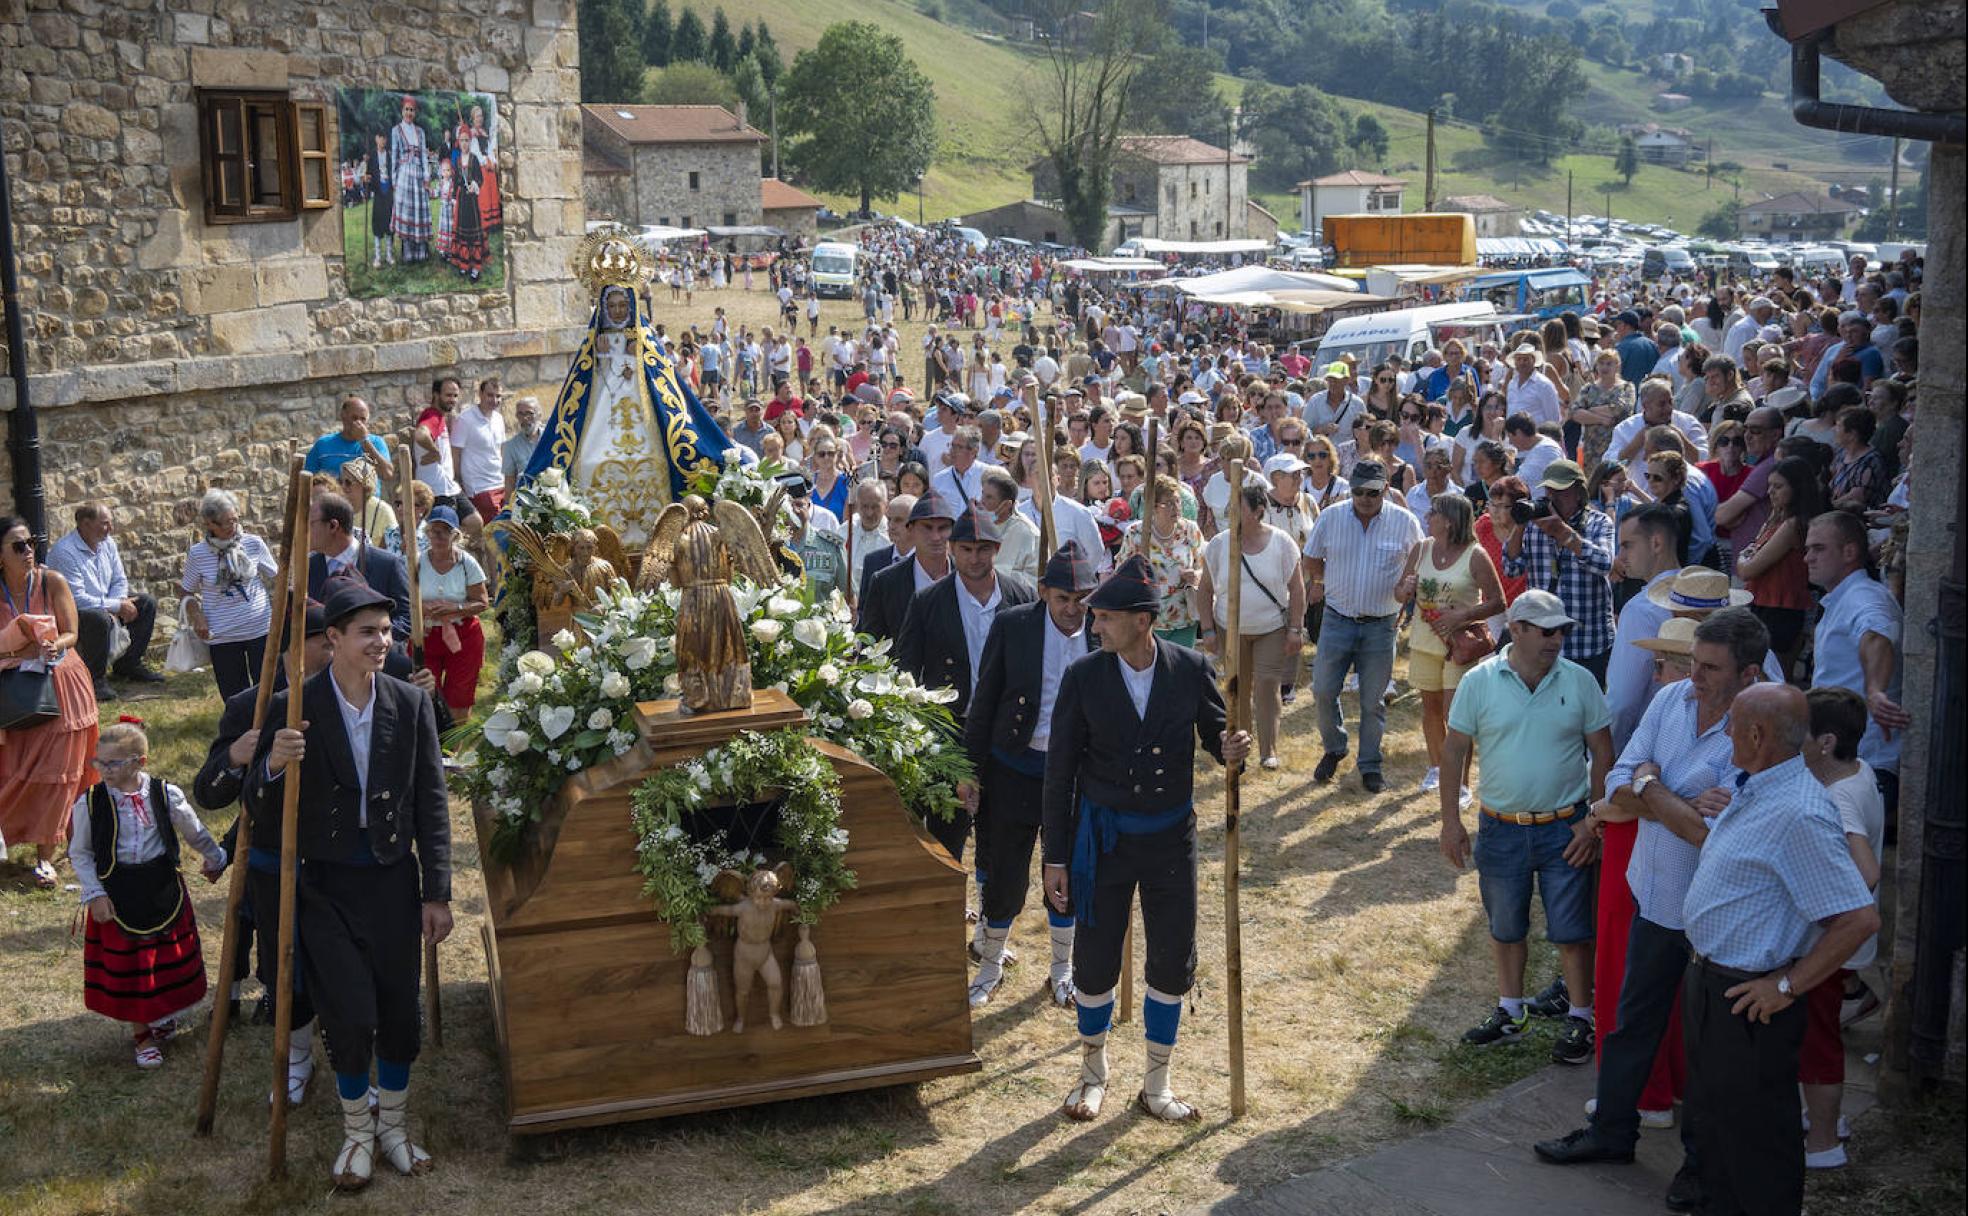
[685,943,724,1036]
[789,924,827,1027]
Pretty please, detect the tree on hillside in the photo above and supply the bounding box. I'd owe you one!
[754,23,784,87]
[672,6,707,64]
[1027,0,1168,251]
[738,21,755,62]
[1350,113,1389,163]
[1124,45,1228,142]
[644,60,739,107]
[580,0,649,103]
[643,0,673,66]
[1615,135,1639,185]
[732,54,770,125]
[1240,81,1350,190]
[779,22,938,215]
[1696,200,1740,239]
[709,8,737,72]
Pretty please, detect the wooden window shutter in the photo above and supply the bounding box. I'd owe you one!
[202,94,250,221]
[294,102,333,209]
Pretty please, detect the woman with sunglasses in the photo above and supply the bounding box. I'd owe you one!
[0,516,99,889]
[1697,420,1752,569]
[1363,363,1403,418]
[1451,391,1510,483]
[1734,456,1822,674]
[856,424,908,488]
[338,459,401,553]
[809,439,851,522]
[1626,451,1696,565]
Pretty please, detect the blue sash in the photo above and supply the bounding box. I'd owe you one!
[1070,796,1191,926]
[991,746,1047,779]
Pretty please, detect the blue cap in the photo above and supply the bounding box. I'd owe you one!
[427,504,461,531]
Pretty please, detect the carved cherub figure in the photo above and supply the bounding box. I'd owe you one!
[707,867,798,1033]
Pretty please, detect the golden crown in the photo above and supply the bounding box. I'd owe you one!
[572,224,652,295]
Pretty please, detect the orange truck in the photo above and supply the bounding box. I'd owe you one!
[1323,213,1478,268]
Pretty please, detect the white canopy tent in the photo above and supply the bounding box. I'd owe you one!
[1477,237,1569,259]
[1059,256,1166,273]
[1122,237,1272,256]
[1163,264,1359,299]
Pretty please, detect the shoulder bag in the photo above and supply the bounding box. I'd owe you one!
[0,572,62,731]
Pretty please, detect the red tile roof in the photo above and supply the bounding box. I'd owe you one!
[1298,169,1408,188]
[761,178,823,210]
[1116,135,1249,166]
[581,104,766,145]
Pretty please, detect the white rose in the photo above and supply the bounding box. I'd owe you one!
[768,594,803,619]
[588,708,615,731]
[508,671,545,697]
[536,468,565,489]
[751,619,784,645]
[847,699,874,721]
[621,637,658,671]
[792,617,829,651]
[504,728,532,756]
[599,670,630,699]
[551,629,577,652]
[517,650,557,677]
[816,662,841,685]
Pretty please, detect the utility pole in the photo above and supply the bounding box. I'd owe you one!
[1424,108,1437,211]
[1605,189,1612,224]
[1887,136,1901,239]
[1706,139,1713,189]
[769,89,779,180]
[1566,169,1573,247]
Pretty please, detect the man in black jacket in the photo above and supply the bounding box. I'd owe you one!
[306,491,413,643]
[857,492,955,642]
[247,583,451,1191]
[1041,555,1250,1125]
[961,541,1099,1010]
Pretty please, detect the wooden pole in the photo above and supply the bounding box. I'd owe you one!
[1222,467,1248,1120]
[1028,382,1058,559]
[267,460,311,1179]
[395,447,442,1048]
[194,458,305,1136]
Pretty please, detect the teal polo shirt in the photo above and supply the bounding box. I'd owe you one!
[1448,647,1611,814]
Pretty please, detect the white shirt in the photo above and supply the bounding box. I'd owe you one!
[918,427,956,470]
[1514,436,1566,494]
[955,577,1003,691]
[1078,440,1113,466]
[848,520,889,595]
[1812,569,1903,771]
[451,405,507,495]
[1203,525,1300,635]
[1019,494,1112,575]
[1824,762,1885,968]
[932,460,1003,509]
[415,414,461,496]
[1609,410,1709,486]
[332,673,378,825]
[1722,314,1763,362]
[1505,370,1563,427]
[1030,609,1083,751]
[67,778,227,906]
[994,510,1040,581]
[1607,567,1679,752]
[1302,502,1423,620]
[912,555,944,594]
[1118,650,1155,719]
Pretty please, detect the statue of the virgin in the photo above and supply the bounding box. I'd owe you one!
[506,227,738,545]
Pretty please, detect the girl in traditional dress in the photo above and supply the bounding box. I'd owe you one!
[466,103,501,232]
[69,718,227,1068]
[450,139,488,283]
[387,95,431,263]
[0,515,98,888]
[432,155,456,264]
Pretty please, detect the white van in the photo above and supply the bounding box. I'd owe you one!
[1312,301,1498,371]
[1794,246,1847,274]
[809,241,859,299]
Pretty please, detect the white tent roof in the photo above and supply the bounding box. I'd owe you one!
[1060,256,1165,272]
[1164,264,1358,299]
[1126,237,1272,255]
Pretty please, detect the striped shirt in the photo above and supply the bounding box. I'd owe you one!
[1302,501,1422,620]
[1682,755,1874,972]
[1606,680,1738,931]
[179,535,276,643]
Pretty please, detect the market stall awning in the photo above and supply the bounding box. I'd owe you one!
[1257,289,1396,315]
[1164,264,1358,296]
[1125,237,1272,256]
[1367,264,1486,286]
[705,225,787,238]
[1060,256,1165,272]
[1477,237,1569,258]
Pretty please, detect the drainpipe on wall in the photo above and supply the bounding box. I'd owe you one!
[0,112,49,556]
[1764,9,1968,144]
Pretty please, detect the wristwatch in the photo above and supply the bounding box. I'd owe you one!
[1776,974,1794,998]
[1631,773,1658,799]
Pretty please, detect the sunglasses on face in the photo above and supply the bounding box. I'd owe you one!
[1376,377,1395,385]
[1352,488,1382,499]
[1400,413,1421,422]
[1522,623,1569,638]
[6,538,32,555]
[1282,439,1305,448]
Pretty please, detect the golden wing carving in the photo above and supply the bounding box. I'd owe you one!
[711,498,781,586]
[591,525,631,581]
[546,532,571,567]
[634,502,692,591]
[772,861,796,895]
[710,868,748,904]
[497,520,575,591]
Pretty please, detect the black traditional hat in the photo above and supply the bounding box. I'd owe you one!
[321,579,393,629]
[949,508,1002,545]
[1040,540,1100,592]
[907,492,959,524]
[1085,554,1161,614]
[303,599,329,638]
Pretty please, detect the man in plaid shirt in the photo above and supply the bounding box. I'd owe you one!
[1503,459,1617,685]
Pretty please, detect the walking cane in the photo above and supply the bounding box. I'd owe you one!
[267,463,312,1178]
[194,459,305,1136]
[395,448,443,1049]
[1222,463,1249,1120]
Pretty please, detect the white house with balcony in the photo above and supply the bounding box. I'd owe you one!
[1298,170,1407,238]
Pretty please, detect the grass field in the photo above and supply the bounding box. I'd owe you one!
[341,196,507,299]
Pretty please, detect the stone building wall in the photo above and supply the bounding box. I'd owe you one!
[629,141,763,231]
[0,0,591,634]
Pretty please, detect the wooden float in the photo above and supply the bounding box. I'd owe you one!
[474,689,980,1134]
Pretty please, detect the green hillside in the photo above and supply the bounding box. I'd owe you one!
[678,0,1871,233]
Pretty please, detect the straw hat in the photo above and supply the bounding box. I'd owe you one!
[1645,568,1752,613]
[1634,616,1700,656]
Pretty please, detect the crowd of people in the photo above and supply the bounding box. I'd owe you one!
[0,231,1923,1208]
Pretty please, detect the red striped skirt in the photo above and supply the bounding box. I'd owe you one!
[83,883,208,1025]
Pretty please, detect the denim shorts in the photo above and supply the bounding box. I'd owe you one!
[1473,815,1595,945]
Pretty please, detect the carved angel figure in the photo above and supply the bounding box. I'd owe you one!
[500,519,628,643]
[636,495,779,714]
[707,866,799,1033]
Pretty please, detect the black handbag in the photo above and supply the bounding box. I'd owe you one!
[0,571,61,731]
